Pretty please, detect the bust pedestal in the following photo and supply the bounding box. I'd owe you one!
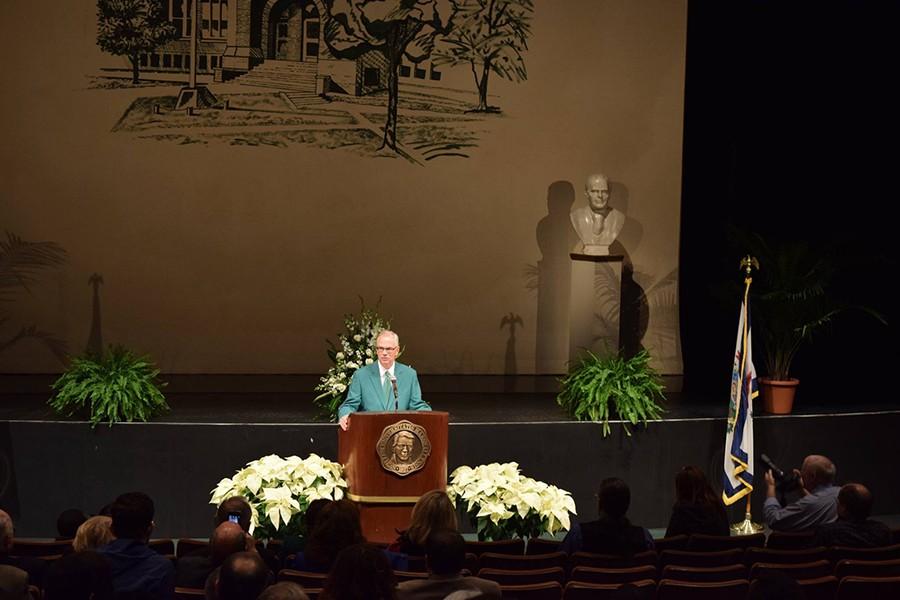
[569,253,624,365]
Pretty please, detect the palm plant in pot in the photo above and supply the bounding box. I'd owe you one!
[740,232,884,414]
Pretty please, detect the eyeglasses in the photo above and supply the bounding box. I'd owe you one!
[375,346,397,353]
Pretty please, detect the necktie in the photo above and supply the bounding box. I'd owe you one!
[384,371,392,405]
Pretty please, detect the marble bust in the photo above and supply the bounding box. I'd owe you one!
[570,173,625,255]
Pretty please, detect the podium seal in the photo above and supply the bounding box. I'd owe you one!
[377,420,431,477]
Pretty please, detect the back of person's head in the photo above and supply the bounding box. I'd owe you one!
[258,581,310,600]
[110,492,155,540]
[43,550,114,600]
[304,498,331,535]
[675,466,708,503]
[838,483,874,521]
[598,477,631,519]
[216,496,253,533]
[57,508,88,539]
[321,543,395,600]
[218,551,269,600]
[425,529,465,576]
[406,490,458,547]
[74,515,115,552]
[748,570,804,599]
[211,521,249,564]
[802,454,836,488]
[0,510,13,552]
[304,499,364,570]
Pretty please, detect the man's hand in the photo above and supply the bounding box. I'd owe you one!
[765,469,777,498]
[794,468,810,497]
[339,414,350,431]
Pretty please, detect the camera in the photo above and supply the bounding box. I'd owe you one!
[227,511,241,524]
[760,453,805,506]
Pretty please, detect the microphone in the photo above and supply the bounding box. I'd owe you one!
[389,373,399,410]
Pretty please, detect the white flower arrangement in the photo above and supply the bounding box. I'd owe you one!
[210,453,347,540]
[447,462,577,541]
[314,299,392,419]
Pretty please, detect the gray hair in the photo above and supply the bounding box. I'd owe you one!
[376,330,399,347]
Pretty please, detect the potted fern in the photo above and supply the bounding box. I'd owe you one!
[49,345,169,427]
[557,349,665,436]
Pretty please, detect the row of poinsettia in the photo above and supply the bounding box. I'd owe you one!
[210,455,577,542]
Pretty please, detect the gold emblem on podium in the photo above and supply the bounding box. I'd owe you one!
[377,420,431,477]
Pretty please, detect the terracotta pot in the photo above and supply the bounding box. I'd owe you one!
[759,377,799,414]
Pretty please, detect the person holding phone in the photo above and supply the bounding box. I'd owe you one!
[337,330,431,431]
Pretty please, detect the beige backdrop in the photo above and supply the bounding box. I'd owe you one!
[1,1,686,375]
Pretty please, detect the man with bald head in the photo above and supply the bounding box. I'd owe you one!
[215,551,270,600]
[337,329,431,431]
[814,483,892,547]
[176,521,249,588]
[764,454,839,531]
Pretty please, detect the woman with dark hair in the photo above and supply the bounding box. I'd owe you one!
[665,466,730,537]
[320,543,396,600]
[291,500,364,572]
[389,490,457,556]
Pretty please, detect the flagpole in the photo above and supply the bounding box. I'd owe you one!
[729,255,764,535]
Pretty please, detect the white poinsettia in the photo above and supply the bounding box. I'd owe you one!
[447,462,577,541]
[209,454,347,539]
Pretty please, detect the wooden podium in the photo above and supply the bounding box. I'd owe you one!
[338,411,448,543]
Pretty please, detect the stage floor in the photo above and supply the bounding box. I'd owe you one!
[2,374,897,424]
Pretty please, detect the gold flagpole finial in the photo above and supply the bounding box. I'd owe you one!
[740,255,759,276]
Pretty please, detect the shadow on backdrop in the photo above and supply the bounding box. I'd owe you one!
[533,181,576,373]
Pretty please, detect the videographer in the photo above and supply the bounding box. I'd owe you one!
[763,454,839,531]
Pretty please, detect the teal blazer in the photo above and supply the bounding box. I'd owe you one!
[338,362,430,418]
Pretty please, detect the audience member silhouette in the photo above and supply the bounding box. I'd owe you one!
[74,516,114,552]
[0,508,47,588]
[43,550,114,600]
[764,454,839,531]
[96,491,174,600]
[258,581,309,600]
[561,477,653,555]
[813,482,891,547]
[320,543,396,600]
[389,490,457,556]
[747,570,804,600]
[0,564,31,600]
[665,466,730,537]
[396,530,500,600]
[56,508,88,540]
[210,497,278,573]
[177,521,247,588]
[291,500,364,573]
[215,551,270,600]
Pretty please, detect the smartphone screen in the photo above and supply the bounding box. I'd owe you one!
[227,512,240,524]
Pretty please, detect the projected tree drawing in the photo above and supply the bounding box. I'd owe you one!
[434,0,533,112]
[324,0,455,151]
[96,0,179,84]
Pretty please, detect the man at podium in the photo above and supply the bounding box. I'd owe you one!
[338,330,431,430]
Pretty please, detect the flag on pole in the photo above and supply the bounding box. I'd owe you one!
[723,280,758,505]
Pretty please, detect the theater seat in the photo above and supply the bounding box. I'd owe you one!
[465,539,525,556]
[837,575,900,600]
[563,580,655,600]
[660,563,747,582]
[657,578,749,600]
[498,580,563,600]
